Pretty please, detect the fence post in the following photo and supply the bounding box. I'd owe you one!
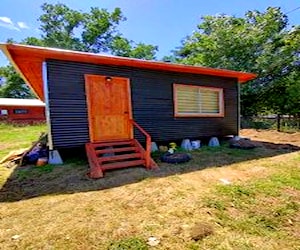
[277,114,281,132]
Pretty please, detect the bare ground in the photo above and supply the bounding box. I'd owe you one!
[241,129,300,146]
[0,129,299,249]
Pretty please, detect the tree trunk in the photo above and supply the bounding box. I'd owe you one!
[277,114,281,132]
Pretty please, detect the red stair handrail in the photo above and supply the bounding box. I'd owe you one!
[130,120,151,168]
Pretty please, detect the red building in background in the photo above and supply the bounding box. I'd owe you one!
[0,98,45,123]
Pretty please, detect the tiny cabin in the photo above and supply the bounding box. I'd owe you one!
[0,44,256,177]
[0,98,45,123]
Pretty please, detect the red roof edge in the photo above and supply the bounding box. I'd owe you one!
[0,43,257,100]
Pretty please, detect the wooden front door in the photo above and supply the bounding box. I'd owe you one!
[85,75,133,142]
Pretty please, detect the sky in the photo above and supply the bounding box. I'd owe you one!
[0,0,299,66]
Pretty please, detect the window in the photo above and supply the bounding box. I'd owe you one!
[174,84,224,117]
[13,109,29,114]
[0,109,8,115]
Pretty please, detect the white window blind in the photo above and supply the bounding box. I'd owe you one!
[174,84,223,117]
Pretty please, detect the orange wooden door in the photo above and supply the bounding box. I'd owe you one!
[85,75,133,142]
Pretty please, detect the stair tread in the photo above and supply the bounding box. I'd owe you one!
[99,153,142,163]
[95,146,138,154]
[101,159,145,170]
[90,140,134,148]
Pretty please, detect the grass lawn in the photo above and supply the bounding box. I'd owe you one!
[0,123,299,249]
[0,122,47,187]
[0,122,47,160]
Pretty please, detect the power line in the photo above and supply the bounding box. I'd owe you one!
[285,6,300,15]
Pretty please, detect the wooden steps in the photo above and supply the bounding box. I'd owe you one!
[86,139,157,178]
[101,160,146,171]
[95,146,137,155]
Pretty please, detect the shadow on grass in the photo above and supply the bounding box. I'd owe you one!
[0,140,299,202]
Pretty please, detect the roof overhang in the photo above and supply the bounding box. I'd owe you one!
[0,43,257,101]
[0,98,45,107]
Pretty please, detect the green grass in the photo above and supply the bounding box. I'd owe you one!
[0,122,47,159]
[199,165,300,247]
[15,165,55,181]
[0,122,46,186]
[152,143,262,170]
[108,237,148,250]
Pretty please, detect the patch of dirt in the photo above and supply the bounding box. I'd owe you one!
[0,143,14,151]
[240,129,300,147]
[190,222,214,241]
[283,187,300,202]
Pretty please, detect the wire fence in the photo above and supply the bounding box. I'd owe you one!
[241,115,300,132]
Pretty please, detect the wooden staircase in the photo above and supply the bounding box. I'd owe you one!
[86,139,157,178]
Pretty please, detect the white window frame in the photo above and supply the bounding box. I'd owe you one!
[173,83,224,117]
[13,109,29,114]
[0,109,8,115]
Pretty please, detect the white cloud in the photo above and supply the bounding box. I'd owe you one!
[0,16,30,31]
[0,16,14,25]
[17,21,29,29]
[0,16,19,31]
[0,22,20,31]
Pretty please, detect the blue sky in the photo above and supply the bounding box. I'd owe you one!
[0,0,299,66]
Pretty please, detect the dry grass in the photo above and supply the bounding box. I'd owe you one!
[241,129,300,146]
[0,122,46,188]
[0,122,46,160]
[0,127,300,249]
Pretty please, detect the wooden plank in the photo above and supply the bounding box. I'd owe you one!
[95,146,138,154]
[101,159,145,171]
[132,139,158,169]
[91,140,134,148]
[85,143,103,178]
[99,153,142,163]
[13,57,44,100]
[86,137,156,178]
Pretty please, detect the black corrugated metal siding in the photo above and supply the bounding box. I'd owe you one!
[46,59,238,148]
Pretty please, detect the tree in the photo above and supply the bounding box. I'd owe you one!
[110,36,158,59]
[0,65,35,98]
[171,7,300,117]
[38,3,158,58]
[0,3,158,98]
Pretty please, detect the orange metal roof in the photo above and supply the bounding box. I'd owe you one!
[0,43,257,101]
